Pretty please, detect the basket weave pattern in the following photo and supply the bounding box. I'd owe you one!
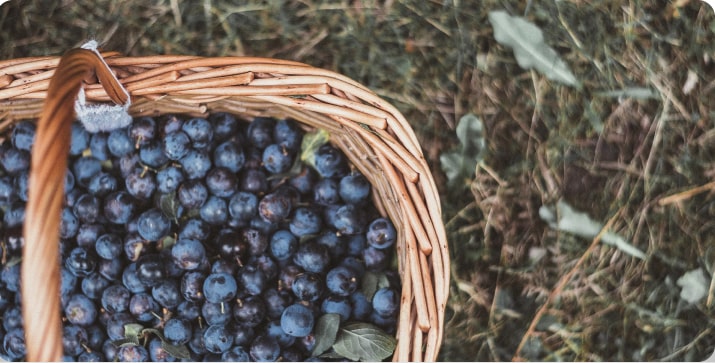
[0,50,449,362]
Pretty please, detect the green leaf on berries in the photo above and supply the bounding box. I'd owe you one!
[161,340,191,359]
[332,322,397,362]
[159,192,181,222]
[320,350,346,359]
[312,313,341,357]
[361,271,379,301]
[124,323,144,339]
[300,128,330,170]
[142,327,191,359]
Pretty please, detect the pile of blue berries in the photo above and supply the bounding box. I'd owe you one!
[0,114,401,361]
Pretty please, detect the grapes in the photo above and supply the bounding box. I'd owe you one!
[0,114,402,362]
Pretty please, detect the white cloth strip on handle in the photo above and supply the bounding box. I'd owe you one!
[74,40,132,133]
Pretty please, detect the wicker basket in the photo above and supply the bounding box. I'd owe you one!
[0,49,449,362]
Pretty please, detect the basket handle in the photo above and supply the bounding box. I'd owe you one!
[21,48,127,361]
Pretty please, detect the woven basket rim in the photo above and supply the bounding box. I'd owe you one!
[0,51,450,362]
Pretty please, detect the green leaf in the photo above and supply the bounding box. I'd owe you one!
[594,88,658,100]
[300,128,330,170]
[361,271,379,301]
[142,327,191,359]
[676,268,709,304]
[311,313,341,357]
[124,323,144,339]
[488,10,580,88]
[538,199,646,260]
[332,322,397,362]
[439,113,485,188]
[161,340,191,360]
[159,192,181,222]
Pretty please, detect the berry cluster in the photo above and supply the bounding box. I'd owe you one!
[0,114,401,361]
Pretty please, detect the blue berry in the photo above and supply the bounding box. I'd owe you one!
[135,254,167,287]
[247,117,275,149]
[148,338,177,362]
[162,130,191,160]
[262,144,292,174]
[139,140,169,168]
[203,324,234,354]
[130,116,157,147]
[280,303,315,337]
[81,272,111,300]
[101,284,131,313]
[269,230,298,261]
[11,120,35,151]
[213,140,245,173]
[164,317,192,345]
[205,167,237,197]
[201,301,231,326]
[95,233,123,260]
[182,117,214,149]
[233,295,266,327]
[72,156,102,187]
[73,193,100,223]
[228,191,258,221]
[181,271,206,302]
[313,177,340,206]
[64,294,98,326]
[314,144,347,178]
[89,132,110,161]
[171,238,206,270]
[156,166,184,193]
[273,119,303,152]
[117,344,150,362]
[203,273,237,303]
[221,346,250,362]
[321,295,352,322]
[125,168,156,200]
[339,172,371,204]
[250,335,280,362]
[129,292,160,322]
[108,127,134,157]
[239,168,268,194]
[258,192,292,223]
[136,208,171,241]
[199,195,229,225]
[293,241,330,274]
[76,223,105,249]
[372,287,400,317]
[179,149,212,180]
[70,122,90,155]
[88,171,118,196]
[326,265,359,296]
[291,273,323,303]
[177,219,209,243]
[152,280,181,309]
[63,324,88,357]
[330,204,367,236]
[65,247,96,277]
[366,217,397,250]
[210,112,239,141]
[178,179,208,209]
[103,191,136,224]
[2,202,24,229]
[288,207,321,238]
[238,263,268,296]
